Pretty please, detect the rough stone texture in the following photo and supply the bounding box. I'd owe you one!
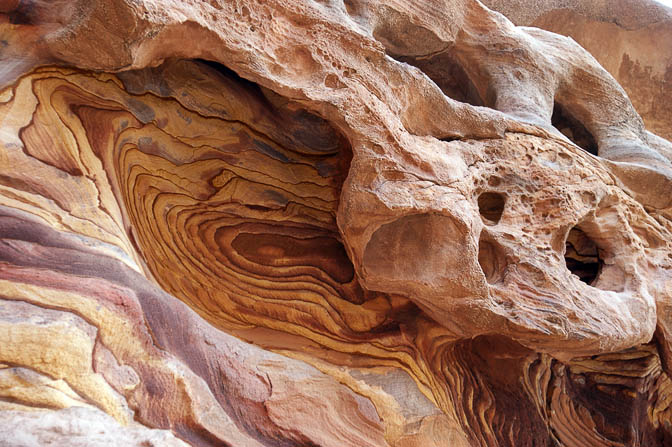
[0,407,189,447]
[1,0,672,446]
[483,0,672,141]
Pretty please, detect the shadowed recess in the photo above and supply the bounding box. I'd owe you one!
[564,226,601,285]
[477,232,506,284]
[477,191,506,225]
[395,53,485,107]
[552,102,598,155]
[102,60,379,336]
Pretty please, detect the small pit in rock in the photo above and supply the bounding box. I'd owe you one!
[564,227,601,285]
[552,102,598,155]
[478,192,506,225]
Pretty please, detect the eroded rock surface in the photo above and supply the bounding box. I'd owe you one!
[483,0,672,142]
[1,0,672,446]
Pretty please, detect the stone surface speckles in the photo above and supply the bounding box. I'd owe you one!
[1,1,672,445]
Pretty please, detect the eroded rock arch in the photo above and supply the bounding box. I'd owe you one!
[2,1,672,446]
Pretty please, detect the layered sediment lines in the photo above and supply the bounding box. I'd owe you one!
[1,0,672,446]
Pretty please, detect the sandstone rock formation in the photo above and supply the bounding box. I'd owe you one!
[1,0,672,446]
[483,0,672,142]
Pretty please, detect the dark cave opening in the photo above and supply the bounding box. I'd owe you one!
[478,191,506,225]
[564,226,601,285]
[394,53,485,107]
[552,102,599,156]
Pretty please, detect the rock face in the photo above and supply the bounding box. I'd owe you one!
[483,0,672,141]
[1,1,672,446]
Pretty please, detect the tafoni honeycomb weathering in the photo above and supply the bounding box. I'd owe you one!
[1,0,672,445]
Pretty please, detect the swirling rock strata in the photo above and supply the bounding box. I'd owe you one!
[1,1,672,446]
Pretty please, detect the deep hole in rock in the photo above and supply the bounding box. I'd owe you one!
[371,8,484,107]
[564,227,601,285]
[394,53,485,107]
[478,192,506,225]
[371,6,483,106]
[552,102,598,155]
